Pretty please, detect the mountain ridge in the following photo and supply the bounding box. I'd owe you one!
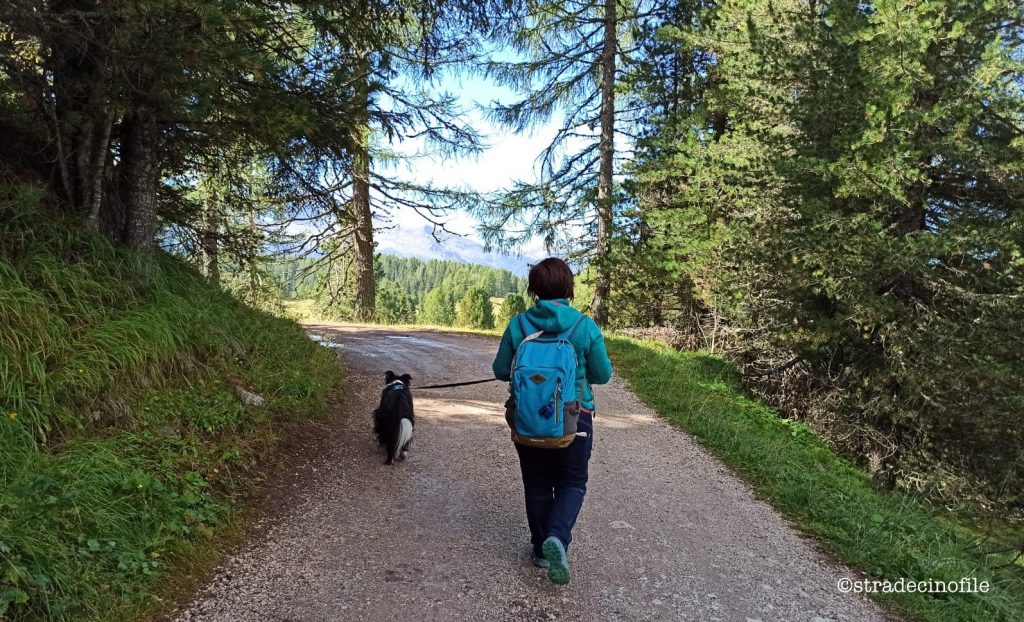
[376,224,539,276]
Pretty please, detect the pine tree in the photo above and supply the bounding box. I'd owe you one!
[495,292,529,327]
[0,0,385,249]
[375,280,417,324]
[455,287,495,329]
[420,282,459,325]
[342,1,493,320]
[635,0,1024,496]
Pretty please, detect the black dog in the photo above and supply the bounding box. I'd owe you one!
[373,371,415,464]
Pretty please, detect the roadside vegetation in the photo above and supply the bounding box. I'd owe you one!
[608,335,1024,622]
[276,254,528,330]
[0,185,342,621]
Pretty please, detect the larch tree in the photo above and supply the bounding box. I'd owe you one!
[324,1,494,320]
[479,0,649,326]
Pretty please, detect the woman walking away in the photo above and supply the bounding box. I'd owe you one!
[492,257,612,585]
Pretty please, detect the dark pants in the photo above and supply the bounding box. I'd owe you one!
[515,411,594,556]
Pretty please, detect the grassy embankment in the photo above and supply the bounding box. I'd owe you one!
[607,336,1023,622]
[0,184,343,621]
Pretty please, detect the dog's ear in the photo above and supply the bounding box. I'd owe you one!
[400,374,412,386]
[384,370,396,383]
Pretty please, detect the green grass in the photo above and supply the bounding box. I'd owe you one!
[607,335,1024,622]
[283,299,504,337]
[0,184,343,621]
[280,298,318,321]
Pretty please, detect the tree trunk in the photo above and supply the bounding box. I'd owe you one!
[591,0,617,328]
[118,108,160,249]
[245,207,261,305]
[352,58,376,322]
[85,114,113,229]
[76,115,96,207]
[352,137,375,321]
[201,188,220,286]
[49,0,109,215]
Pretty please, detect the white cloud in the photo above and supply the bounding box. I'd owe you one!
[376,216,542,276]
[374,88,564,263]
[285,72,590,270]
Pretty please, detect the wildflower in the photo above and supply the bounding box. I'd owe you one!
[137,483,144,489]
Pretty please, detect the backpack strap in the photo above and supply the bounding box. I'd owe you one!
[517,312,535,337]
[560,315,586,341]
[515,313,544,350]
[518,312,585,341]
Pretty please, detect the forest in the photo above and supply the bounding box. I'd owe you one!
[272,254,529,327]
[2,0,1021,512]
[1,0,1023,619]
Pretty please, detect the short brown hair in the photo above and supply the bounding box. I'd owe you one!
[528,257,574,300]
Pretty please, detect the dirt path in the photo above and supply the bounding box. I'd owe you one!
[172,324,891,622]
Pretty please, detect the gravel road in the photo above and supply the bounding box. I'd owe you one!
[171,323,892,622]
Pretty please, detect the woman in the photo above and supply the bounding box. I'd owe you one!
[492,257,613,585]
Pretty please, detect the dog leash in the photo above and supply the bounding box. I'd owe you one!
[416,378,502,390]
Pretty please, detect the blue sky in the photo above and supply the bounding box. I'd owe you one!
[374,71,560,265]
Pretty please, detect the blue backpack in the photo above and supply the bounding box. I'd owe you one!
[507,313,585,448]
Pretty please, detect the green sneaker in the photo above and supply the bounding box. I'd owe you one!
[542,537,570,585]
[531,551,549,569]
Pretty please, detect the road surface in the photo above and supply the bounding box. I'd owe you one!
[171,324,890,622]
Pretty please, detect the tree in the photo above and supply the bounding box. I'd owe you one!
[375,280,417,324]
[611,0,720,331]
[477,0,648,326]
[633,0,1024,499]
[342,1,493,320]
[0,0,498,334]
[0,0,378,249]
[420,284,459,325]
[351,56,376,321]
[495,292,528,327]
[593,0,617,328]
[455,287,495,329]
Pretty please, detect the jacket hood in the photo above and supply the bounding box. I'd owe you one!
[523,299,582,334]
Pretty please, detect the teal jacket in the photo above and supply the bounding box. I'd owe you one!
[492,299,613,410]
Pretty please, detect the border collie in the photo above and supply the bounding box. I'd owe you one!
[373,371,415,465]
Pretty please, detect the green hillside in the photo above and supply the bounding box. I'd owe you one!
[0,185,342,621]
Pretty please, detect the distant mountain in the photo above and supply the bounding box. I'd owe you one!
[376,224,539,276]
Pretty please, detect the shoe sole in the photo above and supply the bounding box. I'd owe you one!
[542,538,570,585]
